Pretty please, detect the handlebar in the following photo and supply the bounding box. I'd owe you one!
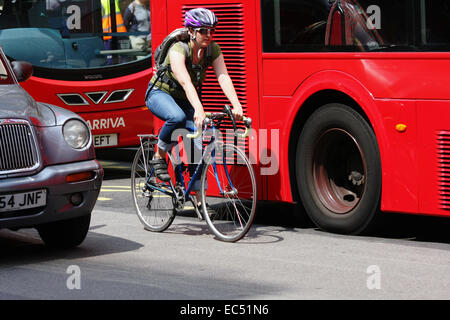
[186,105,252,139]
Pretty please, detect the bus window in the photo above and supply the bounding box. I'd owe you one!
[420,0,450,51]
[0,0,154,149]
[0,0,151,69]
[261,0,415,52]
[261,0,330,52]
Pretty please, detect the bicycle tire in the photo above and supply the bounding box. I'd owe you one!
[200,143,257,242]
[131,140,176,232]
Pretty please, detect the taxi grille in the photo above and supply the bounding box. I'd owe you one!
[0,121,39,174]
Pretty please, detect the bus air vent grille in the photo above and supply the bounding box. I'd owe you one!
[104,89,134,104]
[437,131,450,210]
[57,93,89,106]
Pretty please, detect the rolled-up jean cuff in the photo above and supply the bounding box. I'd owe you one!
[157,140,176,152]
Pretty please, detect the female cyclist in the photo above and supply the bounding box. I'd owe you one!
[145,7,244,207]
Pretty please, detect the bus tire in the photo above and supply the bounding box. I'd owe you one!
[296,103,381,235]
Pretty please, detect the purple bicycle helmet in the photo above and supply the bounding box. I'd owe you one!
[185,8,218,28]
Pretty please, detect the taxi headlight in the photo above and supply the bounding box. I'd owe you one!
[63,119,90,149]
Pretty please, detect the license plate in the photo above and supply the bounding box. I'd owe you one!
[93,134,118,147]
[0,189,47,212]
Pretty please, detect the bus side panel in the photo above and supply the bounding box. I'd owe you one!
[360,54,450,100]
[151,0,168,57]
[262,53,450,100]
[262,96,296,203]
[262,59,421,214]
[374,99,419,214]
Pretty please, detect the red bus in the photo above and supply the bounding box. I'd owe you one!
[151,0,450,234]
[0,0,153,148]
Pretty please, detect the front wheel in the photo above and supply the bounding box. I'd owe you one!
[296,104,381,234]
[201,143,257,242]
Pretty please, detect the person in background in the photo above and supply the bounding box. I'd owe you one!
[101,0,127,64]
[123,0,151,58]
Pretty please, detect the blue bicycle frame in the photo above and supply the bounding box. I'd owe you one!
[145,124,237,202]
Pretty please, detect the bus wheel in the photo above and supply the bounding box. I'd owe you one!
[296,103,381,235]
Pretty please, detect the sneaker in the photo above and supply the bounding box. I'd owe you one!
[149,158,171,182]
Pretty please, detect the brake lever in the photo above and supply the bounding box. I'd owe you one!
[223,104,237,133]
[186,114,212,139]
[239,116,252,138]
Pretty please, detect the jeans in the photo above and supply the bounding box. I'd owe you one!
[146,87,204,190]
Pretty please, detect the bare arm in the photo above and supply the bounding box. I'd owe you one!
[169,49,205,128]
[212,53,243,120]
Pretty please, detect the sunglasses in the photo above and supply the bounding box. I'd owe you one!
[195,28,216,35]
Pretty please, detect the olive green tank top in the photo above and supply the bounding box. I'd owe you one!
[150,41,222,100]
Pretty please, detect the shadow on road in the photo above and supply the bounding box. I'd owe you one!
[0,225,143,267]
[370,212,450,245]
[253,201,450,246]
[162,217,288,244]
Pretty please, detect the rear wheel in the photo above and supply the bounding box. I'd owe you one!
[131,140,176,232]
[296,104,381,234]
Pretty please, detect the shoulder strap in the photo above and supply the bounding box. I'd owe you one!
[205,42,213,66]
[179,41,191,67]
[154,28,190,71]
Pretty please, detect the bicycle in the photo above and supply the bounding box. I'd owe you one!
[131,105,257,242]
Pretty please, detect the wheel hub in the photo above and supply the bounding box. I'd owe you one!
[313,128,366,214]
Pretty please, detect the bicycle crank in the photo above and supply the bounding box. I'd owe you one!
[172,185,185,212]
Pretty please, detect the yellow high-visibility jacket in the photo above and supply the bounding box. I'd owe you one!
[101,0,127,40]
